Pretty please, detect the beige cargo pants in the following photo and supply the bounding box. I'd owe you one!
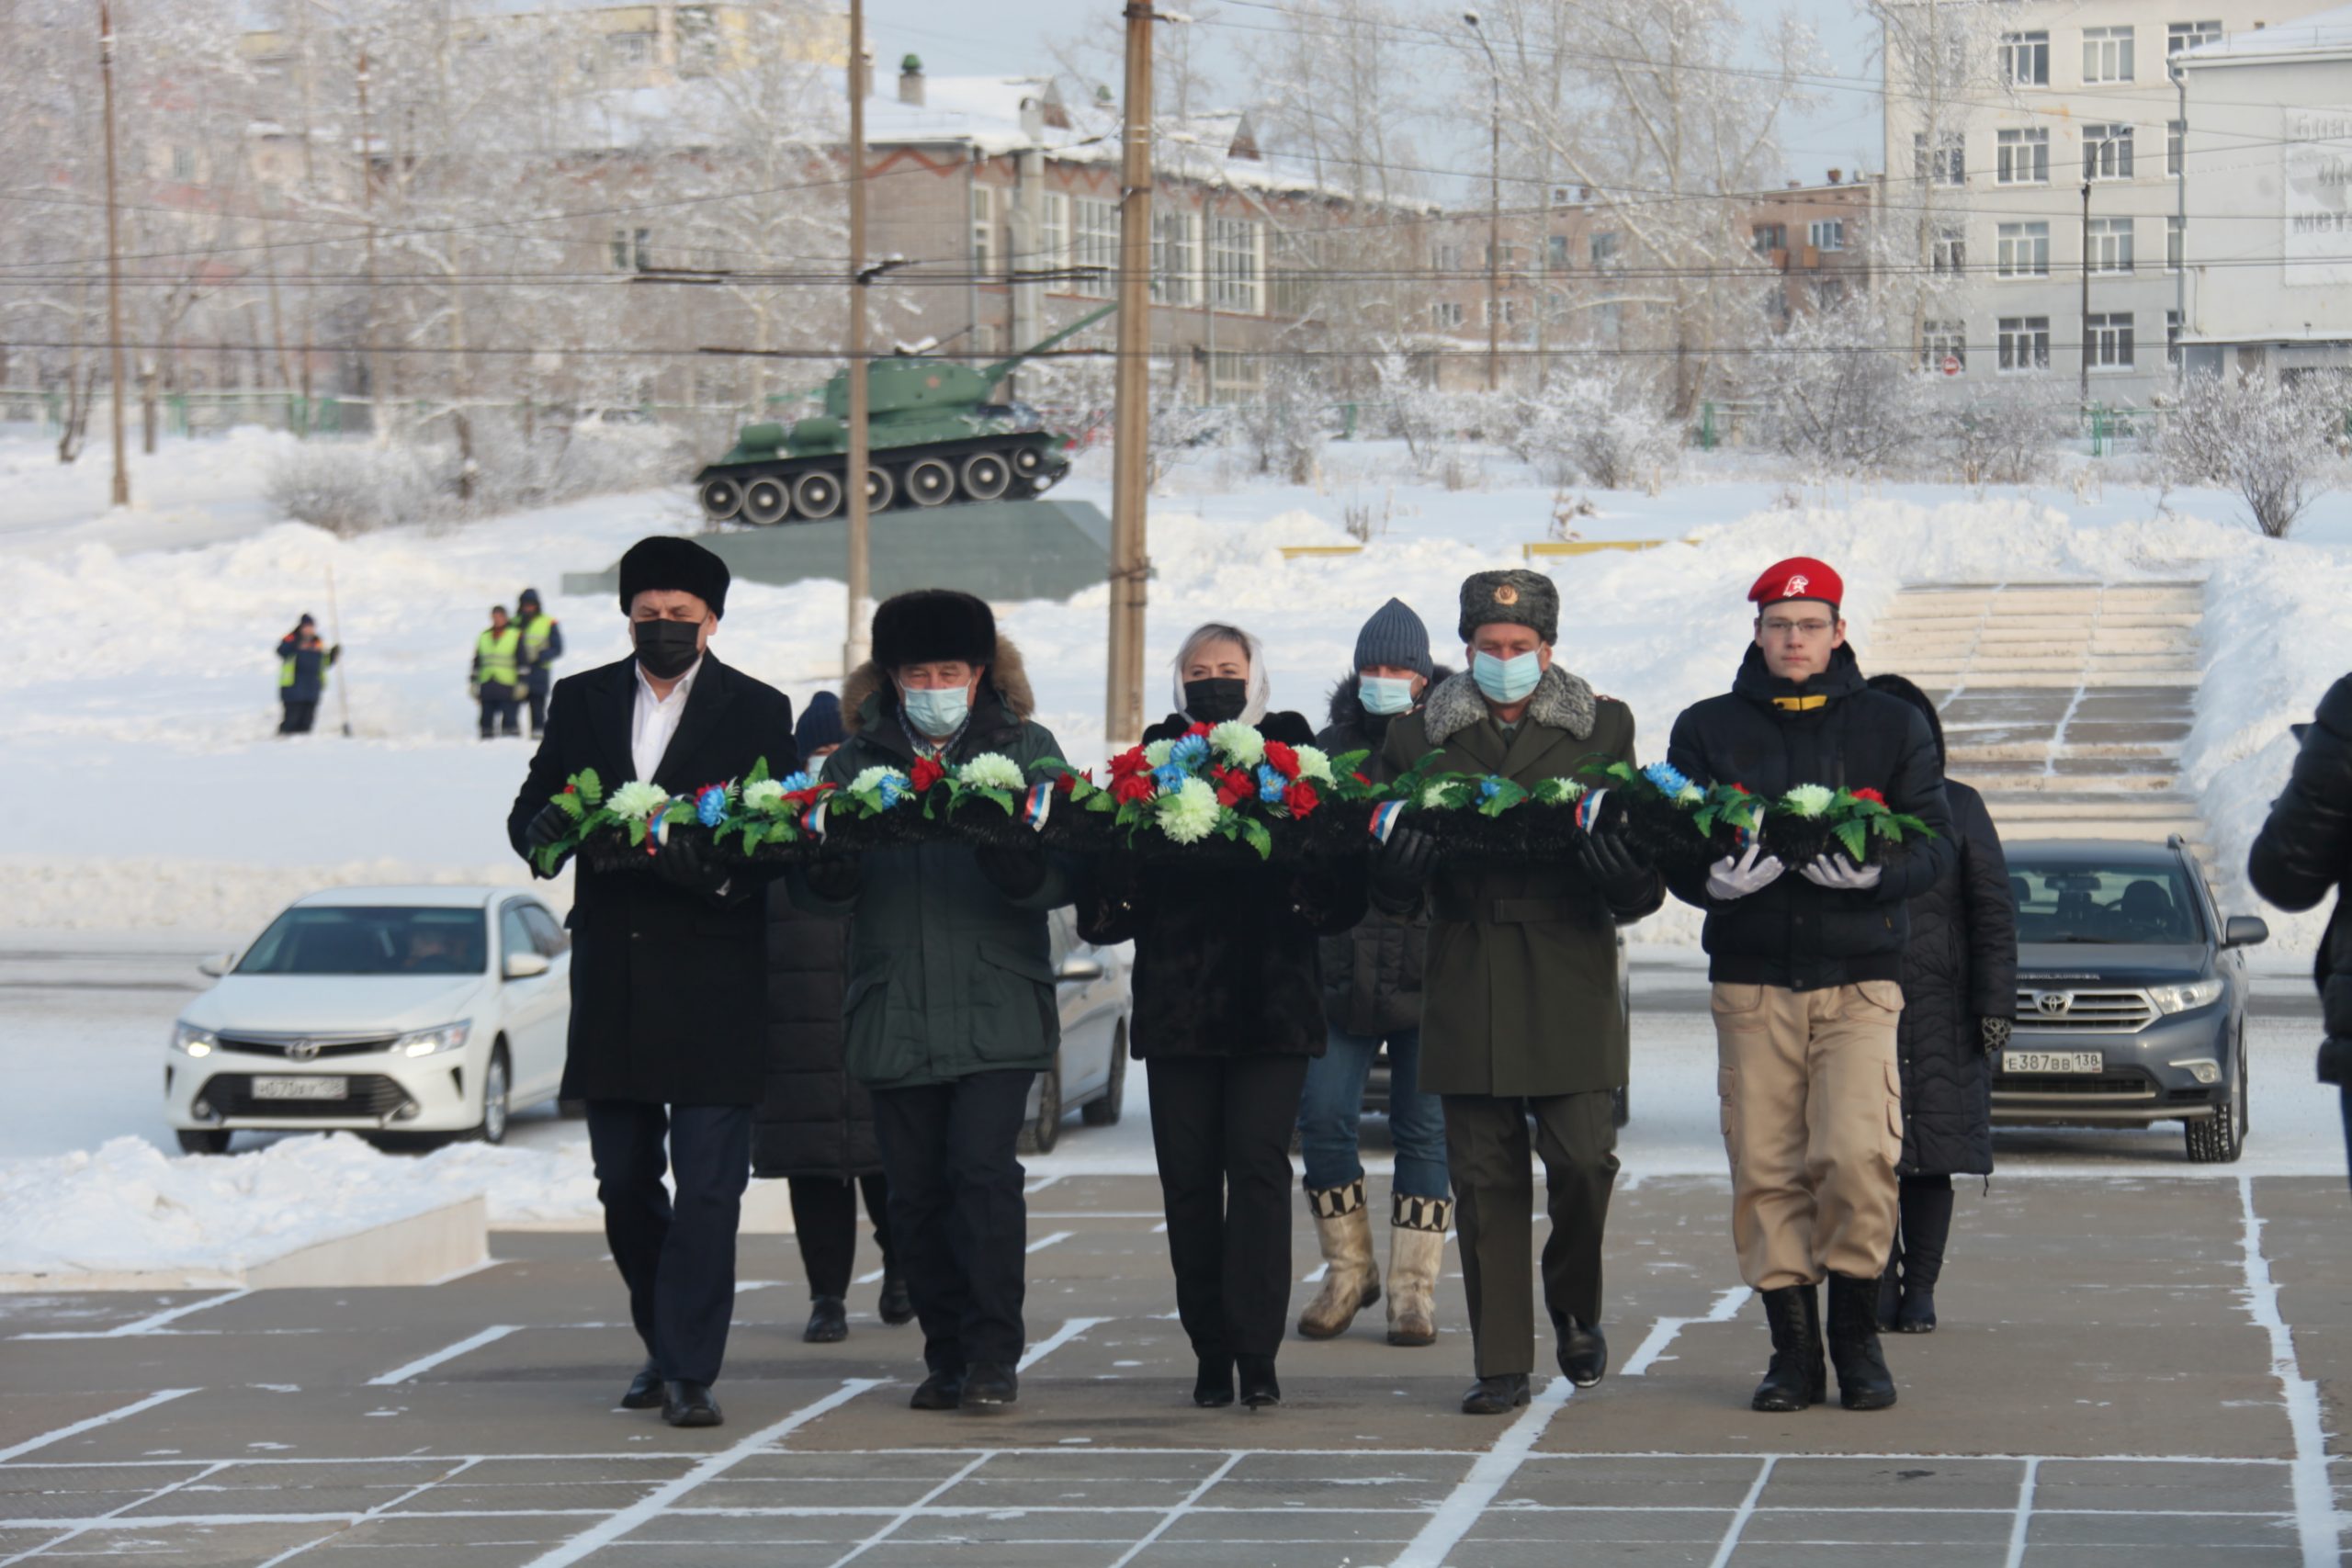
[1711,980,1905,1292]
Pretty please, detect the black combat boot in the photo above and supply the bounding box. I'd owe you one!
[1750,1284,1820,1413]
[1826,1273,1899,1411]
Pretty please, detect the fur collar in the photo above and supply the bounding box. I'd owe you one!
[842,634,1033,734]
[1325,666,1458,742]
[1422,665,1597,745]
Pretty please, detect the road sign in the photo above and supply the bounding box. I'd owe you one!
[1940,355,1962,377]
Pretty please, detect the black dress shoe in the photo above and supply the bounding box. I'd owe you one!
[620,1359,662,1410]
[1461,1373,1531,1415]
[877,1271,915,1326]
[1557,1319,1608,1388]
[661,1381,722,1427]
[1193,1355,1236,1408]
[803,1296,848,1344]
[1237,1354,1282,1409]
[960,1362,1019,1411]
[909,1371,964,1411]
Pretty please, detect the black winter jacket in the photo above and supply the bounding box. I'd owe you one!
[1078,711,1367,1058]
[1665,645,1955,990]
[752,890,880,1180]
[2249,673,2352,1046]
[1893,778,2016,1177]
[1315,671,1452,1038]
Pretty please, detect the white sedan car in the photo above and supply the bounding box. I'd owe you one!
[165,886,571,1153]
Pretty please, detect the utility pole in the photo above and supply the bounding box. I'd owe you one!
[844,0,872,673]
[356,51,387,446]
[98,0,130,507]
[1106,0,1157,748]
[2079,179,2091,400]
[1465,13,1501,392]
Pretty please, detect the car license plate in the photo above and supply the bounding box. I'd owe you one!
[251,1076,348,1100]
[2004,1050,2102,1075]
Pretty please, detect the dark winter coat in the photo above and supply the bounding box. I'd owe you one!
[1893,778,2016,1177]
[2249,673,2352,1045]
[505,654,798,1104]
[752,891,880,1180]
[1078,711,1366,1059]
[1379,666,1661,1097]
[277,635,335,703]
[1664,644,1956,991]
[1316,670,1452,1038]
[790,638,1077,1090]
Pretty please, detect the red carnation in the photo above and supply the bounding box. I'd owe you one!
[1851,787,1886,806]
[1108,745,1148,779]
[1054,771,1082,795]
[910,755,945,793]
[562,784,576,795]
[1728,783,1749,795]
[1216,773,1253,807]
[1264,740,1300,780]
[1288,779,1320,818]
[1112,773,1156,806]
[1186,721,1213,738]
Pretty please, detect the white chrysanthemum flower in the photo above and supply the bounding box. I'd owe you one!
[1143,739,1174,768]
[849,765,902,796]
[958,752,1026,792]
[1784,784,1836,818]
[1292,744,1335,784]
[1154,776,1221,843]
[741,778,787,812]
[1208,720,1263,769]
[607,781,669,820]
[1533,776,1587,805]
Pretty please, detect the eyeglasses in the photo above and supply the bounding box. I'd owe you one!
[1760,617,1835,637]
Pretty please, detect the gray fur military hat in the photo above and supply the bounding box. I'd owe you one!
[1456,569,1559,643]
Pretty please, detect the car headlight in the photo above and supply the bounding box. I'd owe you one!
[396,1021,472,1059]
[2148,979,2225,1015]
[172,1021,217,1057]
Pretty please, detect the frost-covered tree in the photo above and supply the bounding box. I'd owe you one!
[1512,367,1681,489]
[2154,369,2345,538]
[1235,363,1329,483]
[1743,299,1929,475]
[1939,378,2072,489]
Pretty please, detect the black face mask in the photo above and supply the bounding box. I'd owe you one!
[1182,677,1250,723]
[633,618,703,680]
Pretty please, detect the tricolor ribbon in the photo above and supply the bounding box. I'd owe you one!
[1021,780,1055,832]
[1369,800,1407,844]
[1573,786,1609,833]
[799,797,829,841]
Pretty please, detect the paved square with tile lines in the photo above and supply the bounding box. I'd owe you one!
[0,1173,2343,1566]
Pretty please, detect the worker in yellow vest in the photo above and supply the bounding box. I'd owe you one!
[514,587,564,739]
[471,605,524,739]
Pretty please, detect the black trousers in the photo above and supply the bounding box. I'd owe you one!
[788,1173,895,1301]
[585,1101,752,1387]
[1146,1054,1311,1362]
[478,682,520,739]
[1444,1090,1619,1378]
[871,1070,1033,1376]
[524,668,551,736]
[278,699,317,735]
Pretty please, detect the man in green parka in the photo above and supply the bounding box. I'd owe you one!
[1375,569,1663,1415]
[791,589,1076,1416]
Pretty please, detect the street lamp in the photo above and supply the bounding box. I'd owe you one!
[1464,12,1501,393]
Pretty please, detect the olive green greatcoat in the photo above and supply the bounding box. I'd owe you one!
[1380,666,1658,1098]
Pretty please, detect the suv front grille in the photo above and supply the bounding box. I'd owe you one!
[218,1033,394,1060]
[199,1073,409,1119]
[2015,987,2155,1032]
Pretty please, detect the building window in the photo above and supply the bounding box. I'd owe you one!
[611,228,650,272]
[676,6,718,73]
[970,186,996,279]
[1997,316,2051,371]
[2087,311,2135,370]
[1430,242,1463,273]
[2167,309,2183,365]
[2167,19,2222,54]
[1547,234,1569,271]
[1997,128,2050,185]
[1545,289,1567,323]
[1922,320,1966,372]
[1071,197,1116,297]
[2088,217,2134,273]
[2166,119,2185,178]
[1150,209,1195,304]
[1208,351,1261,405]
[1808,219,1846,252]
[1210,216,1261,313]
[2083,26,2134,83]
[1996,221,2049,277]
[1485,242,1521,271]
[1433,300,1464,329]
[1932,223,1965,275]
[1914,130,1964,186]
[1753,222,1786,254]
[171,146,196,181]
[2085,123,2134,180]
[1590,231,1621,268]
[611,29,655,67]
[2000,30,2050,85]
[2167,214,2184,271]
[1483,297,1517,326]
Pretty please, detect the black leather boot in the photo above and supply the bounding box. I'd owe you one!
[1750,1284,1818,1413]
[661,1381,722,1427]
[1896,1183,1954,1334]
[1460,1373,1530,1415]
[1555,1316,1608,1388]
[961,1362,1019,1411]
[803,1295,848,1344]
[620,1358,663,1410]
[877,1269,915,1326]
[909,1371,964,1411]
[1874,1263,1902,1334]
[1237,1354,1283,1409]
[1826,1272,1898,1410]
[1193,1355,1236,1408]
[1800,1280,1827,1405]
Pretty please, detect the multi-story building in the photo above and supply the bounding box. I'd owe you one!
[1881,0,2335,401]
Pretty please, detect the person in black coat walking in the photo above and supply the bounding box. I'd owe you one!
[752,691,910,1343]
[1078,622,1367,1411]
[1864,675,2017,1334]
[508,536,797,1430]
[2249,673,2352,1186]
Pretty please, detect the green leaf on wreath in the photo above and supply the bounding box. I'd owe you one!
[1834,820,1868,861]
[1695,807,1719,836]
[1479,779,1530,818]
[627,818,648,847]
[553,793,585,821]
[1238,818,1272,859]
[747,757,771,788]
[576,769,603,807]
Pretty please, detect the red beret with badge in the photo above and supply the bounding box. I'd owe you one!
[1747,557,1843,610]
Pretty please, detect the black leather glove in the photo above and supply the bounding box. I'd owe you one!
[802,850,864,902]
[1577,824,1656,911]
[653,830,728,895]
[1981,1016,2012,1055]
[975,841,1048,899]
[1369,824,1438,912]
[526,801,571,852]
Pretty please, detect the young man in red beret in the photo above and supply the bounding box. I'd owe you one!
[1663,558,1953,1414]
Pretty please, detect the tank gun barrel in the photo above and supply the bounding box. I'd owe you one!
[977,301,1118,387]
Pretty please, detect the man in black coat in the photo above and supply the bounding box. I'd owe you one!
[507,535,797,1429]
[1664,557,1953,1416]
[2249,673,2352,1187]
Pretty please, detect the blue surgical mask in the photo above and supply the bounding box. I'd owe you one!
[1360,675,1417,716]
[901,683,971,739]
[1473,650,1543,705]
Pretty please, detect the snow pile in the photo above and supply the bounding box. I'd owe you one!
[0,857,546,934]
[0,1134,599,1280]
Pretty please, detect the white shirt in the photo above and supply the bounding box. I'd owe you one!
[631,657,704,781]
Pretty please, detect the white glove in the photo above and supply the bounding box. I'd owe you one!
[1705,841,1785,901]
[1801,852,1882,891]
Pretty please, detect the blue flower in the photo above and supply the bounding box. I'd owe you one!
[1170,734,1208,769]
[1257,763,1288,804]
[775,771,816,794]
[1477,776,1503,801]
[876,776,904,808]
[695,786,728,827]
[1643,761,1693,796]
[1153,762,1188,794]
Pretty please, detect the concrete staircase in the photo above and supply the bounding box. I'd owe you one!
[1863,581,2210,863]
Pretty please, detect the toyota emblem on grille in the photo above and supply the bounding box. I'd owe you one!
[287,1038,321,1062]
[2033,992,2071,1017]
